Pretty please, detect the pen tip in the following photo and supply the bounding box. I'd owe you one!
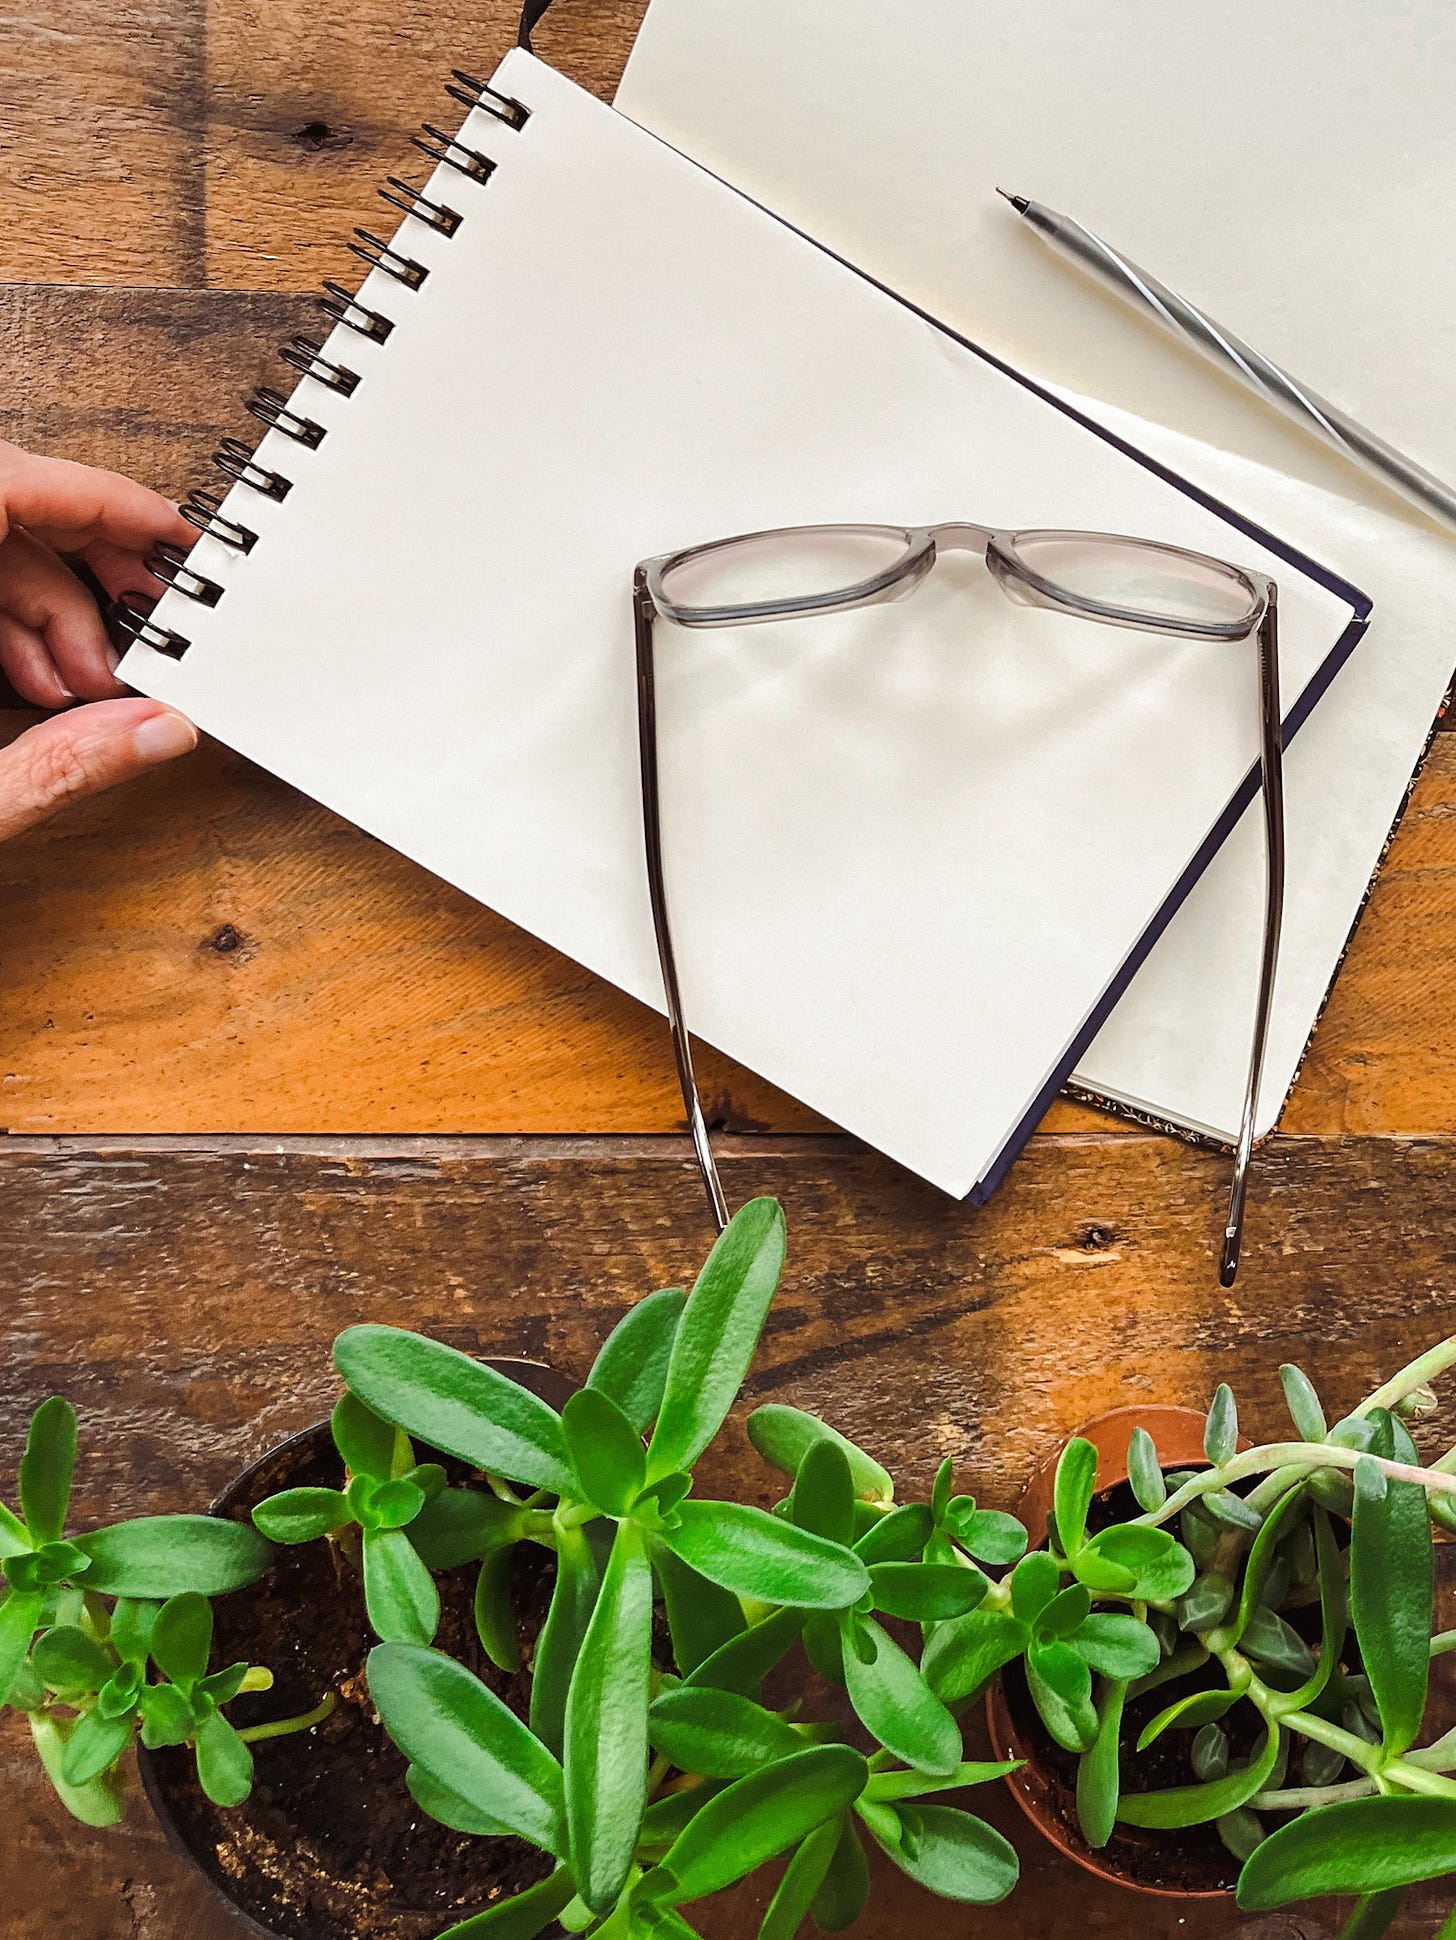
[995,187,1032,215]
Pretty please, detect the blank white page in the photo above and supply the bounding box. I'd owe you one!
[123,52,1360,1199]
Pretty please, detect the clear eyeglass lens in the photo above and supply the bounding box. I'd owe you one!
[657,525,914,614]
[1001,533,1259,630]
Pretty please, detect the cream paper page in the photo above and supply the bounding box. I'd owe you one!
[122,53,1355,1197]
[618,0,1456,1139]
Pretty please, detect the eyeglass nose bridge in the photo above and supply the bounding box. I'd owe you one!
[925,522,995,556]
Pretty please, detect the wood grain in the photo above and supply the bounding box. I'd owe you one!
[203,0,647,290]
[0,0,206,287]
[1,1133,1455,1938]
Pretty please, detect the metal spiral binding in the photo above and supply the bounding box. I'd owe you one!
[348,229,429,289]
[380,176,461,236]
[147,540,226,608]
[444,69,531,128]
[412,124,495,185]
[214,437,293,501]
[181,489,258,554]
[123,64,532,660]
[280,335,362,396]
[112,592,191,661]
[246,388,328,448]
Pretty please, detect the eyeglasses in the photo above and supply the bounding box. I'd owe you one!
[632,521,1283,1286]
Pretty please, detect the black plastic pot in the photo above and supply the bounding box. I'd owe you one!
[138,1358,574,1940]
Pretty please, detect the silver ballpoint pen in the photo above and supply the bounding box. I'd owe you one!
[997,189,1456,536]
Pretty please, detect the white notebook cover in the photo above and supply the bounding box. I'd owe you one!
[616,0,1456,1147]
[121,51,1365,1199]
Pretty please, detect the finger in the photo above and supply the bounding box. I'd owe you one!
[80,537,173,606]
[0,439,192,553]
[0,611,76,709]
[0,526,125,700]
[0,697,197,843]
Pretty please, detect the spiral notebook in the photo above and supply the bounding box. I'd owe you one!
[618,0,1456,1153]
[118,49,1368,1202]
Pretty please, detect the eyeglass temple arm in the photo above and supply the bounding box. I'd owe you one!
[633,571,730,1234]
[1221,588,1285,1287]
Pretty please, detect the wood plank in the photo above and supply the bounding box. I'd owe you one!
[1,1131,1454,1937]
[0,0,206,287]
[203,0,647,291]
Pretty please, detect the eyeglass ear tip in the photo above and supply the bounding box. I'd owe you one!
[1218,1241,1239,1289]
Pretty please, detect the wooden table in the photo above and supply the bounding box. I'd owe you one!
[2,3,1454,1934]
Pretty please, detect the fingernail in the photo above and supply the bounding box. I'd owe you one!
[56,681,76,702]
[132,709,198,762]
[104,644,121,675]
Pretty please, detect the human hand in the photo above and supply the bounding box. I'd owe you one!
[0,440,198,838]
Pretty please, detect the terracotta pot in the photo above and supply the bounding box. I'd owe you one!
[139,1357,574,1940]
[986,1404,1236,1901]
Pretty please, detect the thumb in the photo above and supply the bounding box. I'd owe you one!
[0,697,197,842]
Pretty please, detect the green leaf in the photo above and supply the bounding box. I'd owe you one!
[1202,1489,1263,1533]
[1227,1485,1304,1647]
[561,1389,646,1518]
[30,1713,125,1827]
[855,1503,933,1563]
[944,1505,1028,1567]
[686,1606,805,1699]
[31,1624,111,1694]
[1280,1363,1328,1443]
[333,1327,574,1495]
[1237,1796,1456,1908]
[60,1704,134,1786]
[19,1398,77,1547]
[842,1616,961,1777]
[921,1608,1031,1705]
[1119,1724,1280,1830]
[646,1199,787,1482]
[435,1868,577,1940]
[362,1526,440,1646]
[252,1482,350,1544]
[530,1523,600,1757]
[0,1502,30,1559]
[150,1592,213,1689]
[332,1390,408,1482]
[110,1598,159,1666]
[1135,1686,1240,1752]
[73,1517,272,1598]
[810,1815,869,1931]
[1241,1606,1316,1681]
[473,1547,521,1674]
[97,1659,143,1718]
[649,1685,805,1778]
[861,1801,1018,1905]
[410,1488,522,1570]
[746,1405,893,1507]
[1191,1722,1230,1781]
[868,1561,987,1623]
[802,1613,846,1687]
[788,1440,856,1547]
[653,1543,744,1677]
[1026,1640,1097,1753]
[1123,1540,1197,1604]
[1076,1680,1125,1848]
[368,1640,567,1855]
[359,1475,428,1532]
[1053,1439,1097,1558]
[407,1761,510,1835]
[1069,1614,1161,1681]
[1351,1412,1433,1760]
[659,1744,868,1903]
[587,1288,688,1436]
[138,1681,196,1749]
[864,1760,1019,1804]
[194,1707,254,1807]
[0,1589,44,1706]
[564,1518,653,1910]
[1204,1384,1238,1465]
[658,1502,868,1610]
[1009,1550,1061,1622]
[1172,1568,1233,1635]
[1036,1583,1091,1640]
[1335,1893,1411,1940]
[759,1818,839,1940]
[1126,1428,1166,1512]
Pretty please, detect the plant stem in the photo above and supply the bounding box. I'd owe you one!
[1139,1442,1456,1532]
[1356,1334,1456,1417]
[1251,1777,1378,1810]
[1431,1631,1456,1658]
[235,1692,337,1744]
[1379,1762,1456,1800]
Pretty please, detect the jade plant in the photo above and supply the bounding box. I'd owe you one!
[902,1342,1456,1938]
[322,1197,1024,1937]
[0,1395,309,1824]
